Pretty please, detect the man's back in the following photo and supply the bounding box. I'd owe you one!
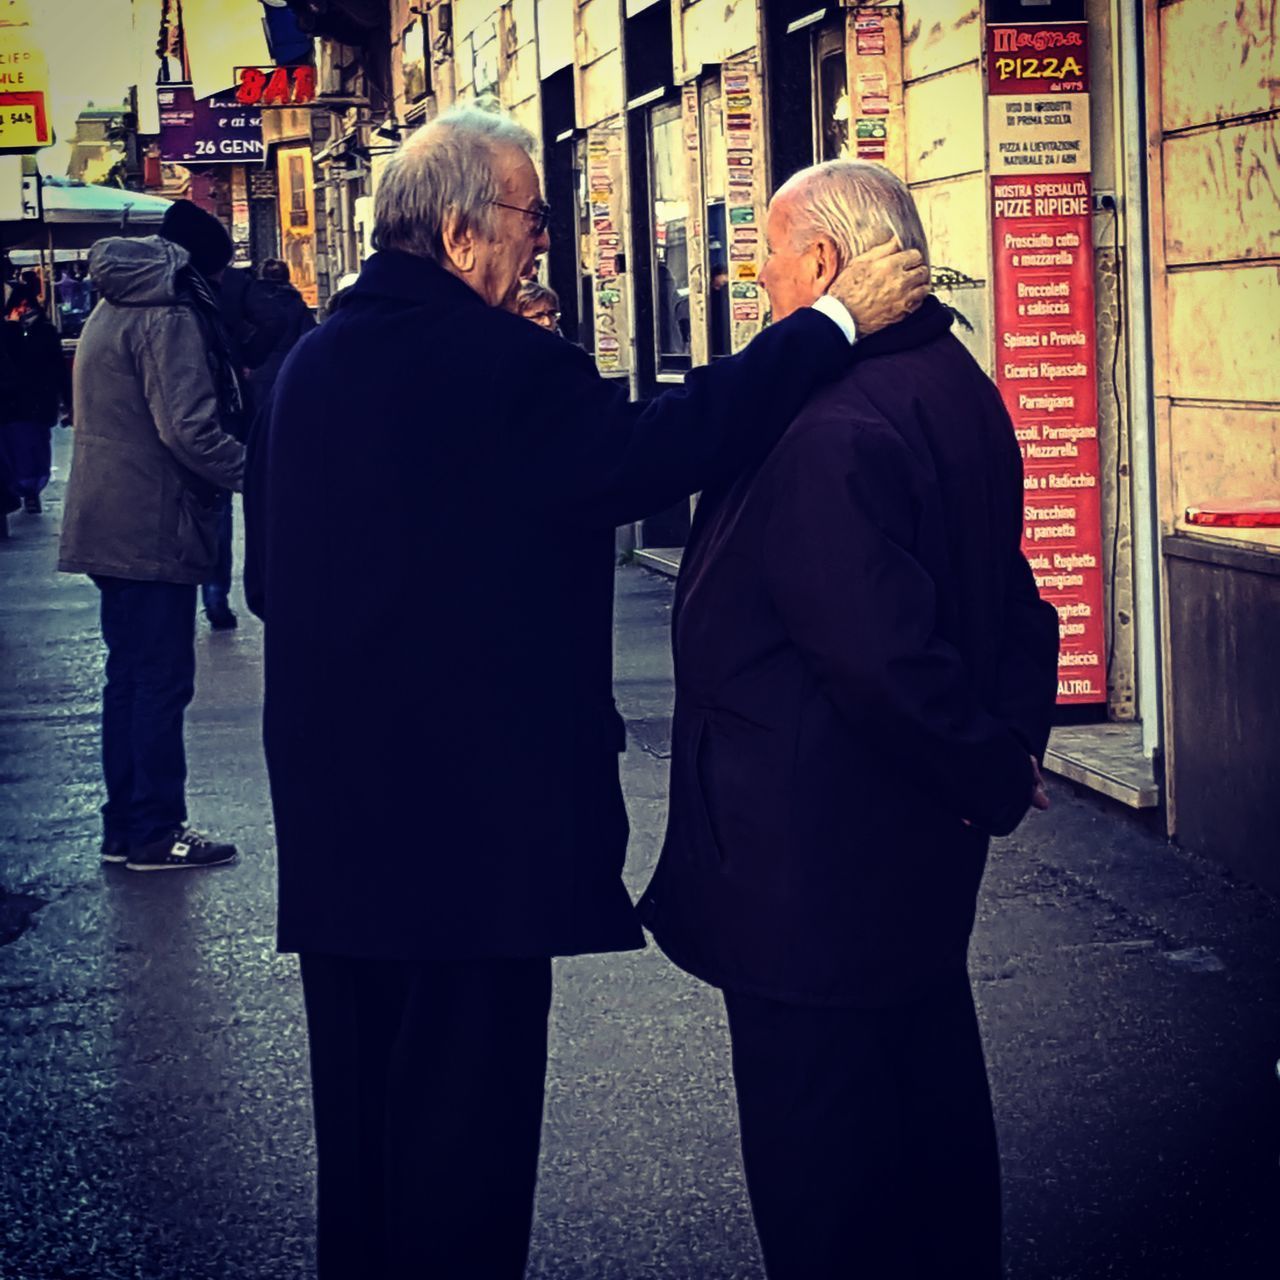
[640,298,1059,1007]
[252,248,856,964]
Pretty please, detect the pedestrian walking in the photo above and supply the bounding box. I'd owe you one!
[0,285,69,515]
[247,104,927,1280]
[639,161,1061,1280]
[247,259,316,406]
[58,201,245,873]
[197,260,290,632]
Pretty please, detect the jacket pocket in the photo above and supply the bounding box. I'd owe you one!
[174,482,219,572]
[689,713,728,865]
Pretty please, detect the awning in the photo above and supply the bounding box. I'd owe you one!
[1,178,172,251]
[40,177,172,226]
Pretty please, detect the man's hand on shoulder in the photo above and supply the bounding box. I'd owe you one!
[828,235,930,336]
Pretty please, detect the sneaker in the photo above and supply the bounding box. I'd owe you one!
[125,827,237,872]
[205,603,238,631]
[101,837,129,865]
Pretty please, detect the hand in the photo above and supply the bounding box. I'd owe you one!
[1029,756,1050,812]
[961,755,1049,828]
[827,235,930,335]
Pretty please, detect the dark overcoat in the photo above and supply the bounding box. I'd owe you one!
[247,250,851,960]
[638,298,1060,1008]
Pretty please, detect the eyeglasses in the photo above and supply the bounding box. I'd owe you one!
[490,199,551,236]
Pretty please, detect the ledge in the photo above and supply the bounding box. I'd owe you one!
[1044,723,1160,809]
[633,547,683,578]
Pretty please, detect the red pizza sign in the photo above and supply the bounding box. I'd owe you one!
[988,23,1088,95]
[987,17,1104,705]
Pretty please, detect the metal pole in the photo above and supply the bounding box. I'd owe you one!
[1116,0,1163,759]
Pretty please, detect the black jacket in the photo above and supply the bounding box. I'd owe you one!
[638,298,1060,1007]
[247,280,315,404]
[247,250,851,960]
[0,313,67,424]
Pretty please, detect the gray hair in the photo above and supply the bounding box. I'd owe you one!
[371,104,536,262]
[777,160,929,270]
[516,279,559,312]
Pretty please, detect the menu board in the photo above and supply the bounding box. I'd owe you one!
[723,54,767,352]
[987,20,1105,705]
[587,119,631,376]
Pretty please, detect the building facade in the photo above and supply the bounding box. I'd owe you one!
[156,0,1278,889]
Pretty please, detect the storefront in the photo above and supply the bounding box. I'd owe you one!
[376,0,1277,882]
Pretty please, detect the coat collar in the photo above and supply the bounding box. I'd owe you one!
[351,250,488,311]
[849,294,953,363]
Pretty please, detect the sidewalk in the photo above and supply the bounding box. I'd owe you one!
[1,437,1277,1278]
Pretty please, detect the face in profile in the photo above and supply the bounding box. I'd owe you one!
[478,147,552,311]
[759,193,826,324]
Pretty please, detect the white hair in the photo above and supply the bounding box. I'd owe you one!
[777,160,930,270]
[372,104,536,262]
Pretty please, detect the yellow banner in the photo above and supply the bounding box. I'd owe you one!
[0,3,51,152]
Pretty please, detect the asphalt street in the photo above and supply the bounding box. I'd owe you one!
[1,436,1278,1279]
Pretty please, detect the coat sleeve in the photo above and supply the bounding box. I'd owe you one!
[993,547,1060,760]
[514,307,850,529]
[137,307,246,492]
[241,396,271,621]
[760,420,1036,837]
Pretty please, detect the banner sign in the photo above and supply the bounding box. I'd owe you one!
[0,5,52,151]
[277,144,318,308]
[158,84,264,165]
[987,21,1105,704]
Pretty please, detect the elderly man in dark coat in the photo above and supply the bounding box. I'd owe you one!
[247,106,927,1278]
[639,161,1060,1279]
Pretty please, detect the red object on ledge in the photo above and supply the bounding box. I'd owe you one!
[1185,500,1280,528]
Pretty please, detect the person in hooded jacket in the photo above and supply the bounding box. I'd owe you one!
[58,201,245,873]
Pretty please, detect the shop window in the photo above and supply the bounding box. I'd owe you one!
[700,81,731,359]
[765,8,850,187]
[813,22,851,161]
[401,17,430,104]
[647,100,691,376]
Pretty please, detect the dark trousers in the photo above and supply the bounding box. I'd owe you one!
[92,576,196,847]
[0,418,53,497]
[299,953,553,1280]
[200,492,233,612]
[724,969,1002,1280]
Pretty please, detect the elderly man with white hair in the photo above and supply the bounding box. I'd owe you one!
[639,160,1060,1278]
[247,109,926,1277]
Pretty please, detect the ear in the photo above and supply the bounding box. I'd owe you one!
[440,210,476,274]
[811,234,842,289]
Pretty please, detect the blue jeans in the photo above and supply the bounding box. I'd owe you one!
[92,576,197,847]
[201,492,233,613]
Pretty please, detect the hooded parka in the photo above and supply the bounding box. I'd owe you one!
[58,235,245,584]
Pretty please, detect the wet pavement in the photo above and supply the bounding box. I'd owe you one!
[1,435,1278,1279]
